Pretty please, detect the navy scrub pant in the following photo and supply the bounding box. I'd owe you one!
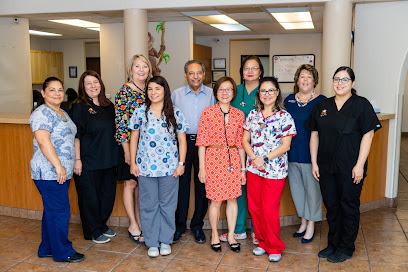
[74,167,116,240]
[319,171,364,256]
[34,179,76,262]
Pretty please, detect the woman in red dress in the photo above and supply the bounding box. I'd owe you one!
[197,77,246,253]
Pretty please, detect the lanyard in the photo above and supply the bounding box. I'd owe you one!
[219,105,233,172]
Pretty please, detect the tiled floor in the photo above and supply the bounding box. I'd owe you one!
[1,139,408,271]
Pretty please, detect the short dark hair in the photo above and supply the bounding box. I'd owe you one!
[34,77,63,110]
[66,88,78,101]
[333,66,357,95]
[293,64,319,93]
[212,77,238,102]
[240,55,264,80]
[184,60,205,74]
[255,77,284,112]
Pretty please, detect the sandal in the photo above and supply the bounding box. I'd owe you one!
[128,231,145,244]
[210,236,222,252]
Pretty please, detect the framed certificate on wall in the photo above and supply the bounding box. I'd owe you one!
[213,58,226,69]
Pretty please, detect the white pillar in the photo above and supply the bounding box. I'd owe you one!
[123,9,148,72]
[321,0,353,96]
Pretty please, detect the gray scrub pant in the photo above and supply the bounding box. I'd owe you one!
[288,162,322,222]
[138,175,179,248]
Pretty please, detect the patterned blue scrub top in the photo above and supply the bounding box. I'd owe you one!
[129,105,189,177]
[29,104,77,180]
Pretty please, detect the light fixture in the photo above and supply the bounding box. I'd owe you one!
[49,19,100,30]
[29,30,62,36]
[181,10,250,32]
[267,7,314,30]
[210,24,250,31]
[87,27,100,32]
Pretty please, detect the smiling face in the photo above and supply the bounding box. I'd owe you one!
[259,81,279,108]
[243,59,261,82]
[333,70,355,97]
[297,69,315,94]
[41,80,64,108]
[216,81,234,104]
[147,82,165,104]
[185,63,204,92]
[84,75,101,102]
[132,58,150,83]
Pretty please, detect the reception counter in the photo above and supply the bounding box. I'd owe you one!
[0,112,395,227]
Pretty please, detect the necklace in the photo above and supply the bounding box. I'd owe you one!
[132,81,145,94]
[295,91,315,107]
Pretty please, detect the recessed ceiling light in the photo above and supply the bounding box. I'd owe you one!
[29,30,62,36]
[87,27,100,32]
[192,15,238,25]
[49,19,100,29]
[267,7,314,30]
[210,24,250,31]
[280,22,314,30]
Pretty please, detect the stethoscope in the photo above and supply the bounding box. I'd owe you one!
[240,84,258,107]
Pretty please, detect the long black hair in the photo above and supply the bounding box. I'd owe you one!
[145,76,178,136]
[255,77,284,112]
[333,66,357,95]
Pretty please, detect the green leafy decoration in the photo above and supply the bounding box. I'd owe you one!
[163,54,170,64]
[156,22,162,34]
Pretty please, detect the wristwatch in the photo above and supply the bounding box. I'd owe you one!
[263,155,269,163]
[178,162,186,166]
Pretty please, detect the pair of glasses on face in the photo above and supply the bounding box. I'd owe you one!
[244,66,259,71]
[333,77,352,84]
[259,89,278,95]
[218,88,233,94]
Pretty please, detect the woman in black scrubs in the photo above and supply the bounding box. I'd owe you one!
[70,70,118,243]
[306,66,381,263]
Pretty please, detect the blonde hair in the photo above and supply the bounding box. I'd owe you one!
[127,54,152,82]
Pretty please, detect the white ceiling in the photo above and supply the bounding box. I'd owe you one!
[20,4,324,40]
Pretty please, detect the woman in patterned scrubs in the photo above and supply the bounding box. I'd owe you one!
[30,77,84,263]
[243,77,296,262]
[129,76,188,258]
[197,77,246,253]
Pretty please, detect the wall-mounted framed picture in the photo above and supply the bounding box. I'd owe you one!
[69,66,77,78]
[213,58,226,69]
[212,70,226,82]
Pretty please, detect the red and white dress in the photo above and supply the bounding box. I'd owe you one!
[196,104,245,202]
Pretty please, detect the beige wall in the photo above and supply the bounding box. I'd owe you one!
[0,18,32,113]
[100,23,125,101]
[354,1,408,198]
[85,42,100,58]
[148,21,193,91]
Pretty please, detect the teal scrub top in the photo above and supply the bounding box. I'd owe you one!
[230,83,258,118]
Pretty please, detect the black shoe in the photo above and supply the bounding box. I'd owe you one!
[327,251,352,263]
[318,246,335,258]
[301,230,316,244]
[173,231,185,244]
[62,252,85,263]
[211,242,222,252]
[228,242,241,253]
[292,230,306,238]
[192,229,206,244]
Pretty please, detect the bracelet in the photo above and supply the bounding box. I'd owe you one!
[241,167,247,171]
[178,162,185,166]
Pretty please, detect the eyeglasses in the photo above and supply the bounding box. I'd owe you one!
[333,77,352,84]
[244,67,260,71]
[218,88,233,94]
[259,89,278,95]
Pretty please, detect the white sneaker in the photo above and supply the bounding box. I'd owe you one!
[219,232,247,242]
[148,247,159,258]
[269,254,282,262]
[253,247,267,256]
[159,243,171,256]
[251,232,259,245]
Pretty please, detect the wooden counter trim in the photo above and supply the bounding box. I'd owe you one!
[377,113,395,120]
[0,113,30,124]
[0,119,391,221]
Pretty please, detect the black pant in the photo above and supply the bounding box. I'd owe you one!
[74,167,117,240]
[319,171,364,256]
[175,135,208,233]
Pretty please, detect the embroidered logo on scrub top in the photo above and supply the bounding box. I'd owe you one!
[287,99,296,103]
[320,109,327,117]
[88,108,97,114]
